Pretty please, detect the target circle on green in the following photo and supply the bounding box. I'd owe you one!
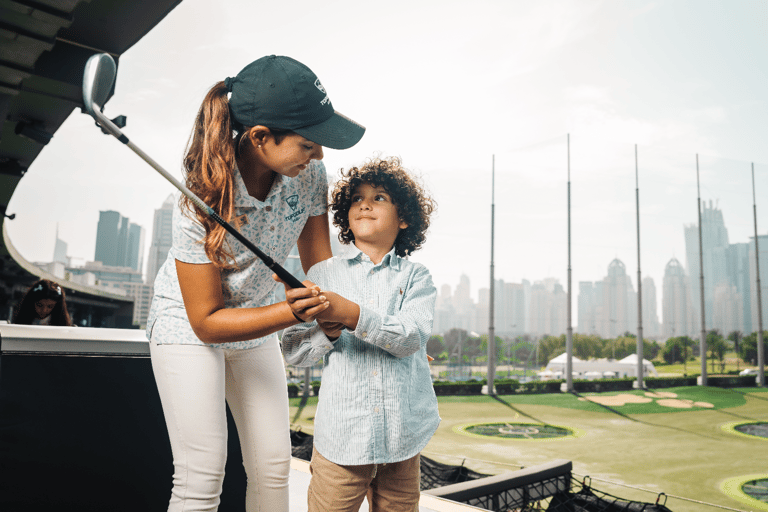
[454,422,582,441]
[721,421,768,441]
[722,474,768,511]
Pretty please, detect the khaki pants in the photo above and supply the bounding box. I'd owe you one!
[307,446,420,512]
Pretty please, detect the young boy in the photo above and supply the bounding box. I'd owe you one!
[281,156,439,512]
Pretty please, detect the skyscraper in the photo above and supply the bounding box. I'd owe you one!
[641,276,660,338]
[94,210,143,272]
[599,259,636,338]
[750,234,768,334]
[661,258,694,339]
[146,195,175,285]
[684,200,729,330]
[53,224,68,265]
[726,242,752,334]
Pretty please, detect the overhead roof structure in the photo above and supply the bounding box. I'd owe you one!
[0,0,183,321]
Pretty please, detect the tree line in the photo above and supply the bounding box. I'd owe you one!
[427,328,768,370]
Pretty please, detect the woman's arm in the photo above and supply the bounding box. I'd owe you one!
[296,213,332,274]
[176,260,328,344]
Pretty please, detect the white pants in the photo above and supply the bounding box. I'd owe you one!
[150,335,291,512]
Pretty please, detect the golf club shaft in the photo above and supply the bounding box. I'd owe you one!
[92,111,305,289]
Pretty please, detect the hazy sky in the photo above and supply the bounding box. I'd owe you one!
[7,0,767,308]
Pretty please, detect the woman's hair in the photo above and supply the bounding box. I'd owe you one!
[181,81,293,268]
[12,279,72,326]
[330,156,436,257]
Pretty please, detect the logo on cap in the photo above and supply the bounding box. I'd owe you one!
[315,79,331,106]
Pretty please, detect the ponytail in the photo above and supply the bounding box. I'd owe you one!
[182,82,240,268]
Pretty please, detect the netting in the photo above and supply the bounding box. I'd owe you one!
[290,429,489,490]
[289,431,674,511]
[544,477,672,512]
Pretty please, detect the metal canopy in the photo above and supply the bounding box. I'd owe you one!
[0,0,183,317]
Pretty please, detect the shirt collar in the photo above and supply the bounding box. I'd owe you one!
[233,164,287,208]
[340,244,401,270]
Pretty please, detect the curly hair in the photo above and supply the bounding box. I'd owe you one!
[330,156,435,257]
[13,279,72,326]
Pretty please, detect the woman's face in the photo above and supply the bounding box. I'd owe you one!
[34,299,57,319]
[259,133,324,178]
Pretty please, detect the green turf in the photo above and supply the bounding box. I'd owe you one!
[289,386,768,512]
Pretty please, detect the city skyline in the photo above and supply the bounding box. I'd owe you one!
[40,191,767,337]
[4,0,767,307]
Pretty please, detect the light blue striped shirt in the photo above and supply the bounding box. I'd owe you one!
[282,245,440,465]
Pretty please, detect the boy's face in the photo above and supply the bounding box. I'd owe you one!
[348,183,408,251]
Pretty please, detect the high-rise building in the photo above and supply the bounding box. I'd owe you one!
[53,224,68,265]
[726,242,752,334]
[477,279,527,336]
[578,281,597,335]
[526,279,566,337]
[641,276,660,339]
[684,200,730,330]
[146,195,175,285]
[661,258,694,339]
[94,210,143,272]
[750,234,768,334]
[599,259,637,338]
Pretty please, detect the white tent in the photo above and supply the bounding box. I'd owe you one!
[544,352,658,379]
[618,354,659,377]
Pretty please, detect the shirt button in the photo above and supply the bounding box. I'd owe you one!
[265,206,272,212]
[374,407,380,413]
[385,344,391,349]
[362,332,368,338]
[270,226,275,231]
[372,370,378,376]
[369,270,374,275]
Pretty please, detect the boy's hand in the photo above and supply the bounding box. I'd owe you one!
[272,275,330,322]
[318,320,344,341]
[314,290,360,330]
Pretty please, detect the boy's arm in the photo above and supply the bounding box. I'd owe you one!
[325,264,436,359]
[282,321,338,367]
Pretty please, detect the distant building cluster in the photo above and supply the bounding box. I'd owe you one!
[38,195,175,328]
[434,201,768,340]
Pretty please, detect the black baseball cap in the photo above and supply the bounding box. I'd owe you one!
[225,55,365,150]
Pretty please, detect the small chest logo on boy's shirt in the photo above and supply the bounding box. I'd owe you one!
[284,195,305,222]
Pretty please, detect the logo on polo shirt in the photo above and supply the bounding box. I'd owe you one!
[285,194,306,222]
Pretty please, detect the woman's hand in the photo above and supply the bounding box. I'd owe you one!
[273,276,330,322]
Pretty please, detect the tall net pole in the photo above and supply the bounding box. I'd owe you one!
[565,134,573,392]
[487,155,496,395]
[696,155,708,386]
[635,144,644,388]
[752,163,765,386]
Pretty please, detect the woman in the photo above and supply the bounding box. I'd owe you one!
[13,279,72,326]
[145,55,364,511]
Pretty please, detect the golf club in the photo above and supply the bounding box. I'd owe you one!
[82,53,304,289]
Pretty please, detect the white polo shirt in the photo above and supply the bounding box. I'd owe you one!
[146,161,328,349]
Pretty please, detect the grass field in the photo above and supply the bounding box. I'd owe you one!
[289,386,768,512]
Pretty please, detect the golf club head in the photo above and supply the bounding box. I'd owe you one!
[82,53,117,117]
